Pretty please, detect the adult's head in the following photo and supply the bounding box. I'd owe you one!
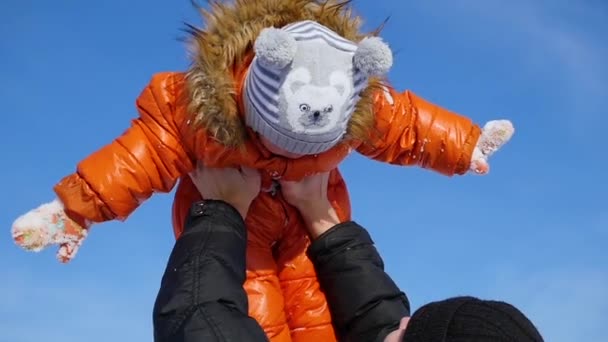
[385,296,544,342]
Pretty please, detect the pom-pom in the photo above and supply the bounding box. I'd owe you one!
[254,27,297,69]
[353,37,393,77]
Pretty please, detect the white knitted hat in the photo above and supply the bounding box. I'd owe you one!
[244,20,393,155]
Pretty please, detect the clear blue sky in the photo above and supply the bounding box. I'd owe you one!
[1,1,606,341]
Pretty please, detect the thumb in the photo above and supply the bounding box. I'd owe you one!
[55,223,88,263]
[57,241,82,263]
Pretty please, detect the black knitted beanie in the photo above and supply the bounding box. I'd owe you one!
[402,296,544,342]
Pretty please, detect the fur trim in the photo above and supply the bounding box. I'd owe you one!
[185,0,383,147]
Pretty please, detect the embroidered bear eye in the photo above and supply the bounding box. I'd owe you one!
[299,104,310,112]
[325,105,333,113]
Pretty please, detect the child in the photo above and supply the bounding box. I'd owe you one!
[11,2,513,342]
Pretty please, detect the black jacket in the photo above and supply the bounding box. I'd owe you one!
[153,200,409,342]
[153,200,268,341]
[308,222,410,341]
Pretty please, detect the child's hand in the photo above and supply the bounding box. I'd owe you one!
[12,199,88,263]
[470,120,514,175]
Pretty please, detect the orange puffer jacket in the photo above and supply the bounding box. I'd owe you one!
[54,69,480,341]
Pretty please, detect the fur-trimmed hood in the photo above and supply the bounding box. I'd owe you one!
[185,0,383,147]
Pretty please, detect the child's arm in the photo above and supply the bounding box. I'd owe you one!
[12,72,195,262]
[356,85,513,176]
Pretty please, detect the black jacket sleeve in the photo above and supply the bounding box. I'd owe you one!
[308,221,410,342]
[153,200,268,342]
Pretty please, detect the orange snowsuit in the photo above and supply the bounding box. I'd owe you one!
[53,67,480,341]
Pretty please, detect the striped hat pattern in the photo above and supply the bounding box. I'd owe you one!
[244,20,392,155]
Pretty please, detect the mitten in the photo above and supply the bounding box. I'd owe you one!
[12,199,89,263]
[469,120,514,175]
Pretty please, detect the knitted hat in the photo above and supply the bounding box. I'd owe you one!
[243,20,393,155]
[402,296,544,342]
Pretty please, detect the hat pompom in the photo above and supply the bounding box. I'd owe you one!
[353,37,393,77]
[254,27,297,69]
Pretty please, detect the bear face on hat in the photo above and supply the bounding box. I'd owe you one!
[244,20,393,155]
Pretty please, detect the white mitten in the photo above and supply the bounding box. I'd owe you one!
[469,120,514,175]
[12,199,89,263]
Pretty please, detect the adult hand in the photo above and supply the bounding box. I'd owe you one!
[189,162,261,219]
[384,317,410,342]
[280,172,341,239]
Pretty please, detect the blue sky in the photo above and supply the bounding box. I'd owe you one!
[1,1,606,341]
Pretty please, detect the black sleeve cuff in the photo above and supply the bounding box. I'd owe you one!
[183,200,245,235]
[306,221,411,342]
[307,221,374,264]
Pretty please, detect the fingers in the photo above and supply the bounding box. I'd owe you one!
[470,158,490,175]
[197,164,261,186]
[188,161,204,182]
[57,241,81,263]
[469,146,489,175]
[278,178,296,187]
[399,317,410,329]
[240,166,261,183]
[189,164,235,186]
[384,317,410,342]
[279,172,330,186]
[193,163,245,179]
[320,172,330,198]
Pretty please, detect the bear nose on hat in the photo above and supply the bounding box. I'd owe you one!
[313,111,321,119]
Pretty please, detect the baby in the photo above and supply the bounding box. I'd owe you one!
[11,4,513,342]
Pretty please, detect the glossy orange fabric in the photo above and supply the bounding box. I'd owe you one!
[54,70,480,342]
